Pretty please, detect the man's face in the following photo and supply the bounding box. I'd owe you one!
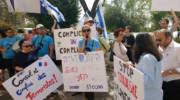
[36,28,44,35]
[6,30,14,37]
[156,32,170,48]
[160,19,168,29]
[117,32,125,42]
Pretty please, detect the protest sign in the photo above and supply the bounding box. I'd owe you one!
[3,55,63,100]
[113,56,144,100]
[151,0,180,11]
[62,51,108,92]
[53,28,82,60]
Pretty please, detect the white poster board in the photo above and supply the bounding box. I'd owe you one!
[151,0,180,11]
[3,55,63,100]
[113,56,144,100]
[62,51,108,92]
[53,28,82,60]
[6,0,41,13]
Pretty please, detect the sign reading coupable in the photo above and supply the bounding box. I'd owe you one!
[3,55,63,100]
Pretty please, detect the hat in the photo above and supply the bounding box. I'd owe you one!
[84,17,94,24]
[36,24,44,29]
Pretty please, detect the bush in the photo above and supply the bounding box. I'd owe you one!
[174,37,180,43]
[0,20,11,30]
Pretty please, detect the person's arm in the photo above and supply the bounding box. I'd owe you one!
[162,47,180,77]
[136,54,158,87]
[171,9,179,32]
[15,66,23,72]
[0,41,6,52]
[51,18,57,33]
[48,37,54,58]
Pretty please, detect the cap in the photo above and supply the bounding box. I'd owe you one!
[36,24,44,29]
[84,17,94,24]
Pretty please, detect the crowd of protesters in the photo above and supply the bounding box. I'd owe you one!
[0,9,180,100]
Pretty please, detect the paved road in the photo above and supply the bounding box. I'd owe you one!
[0,84,114,100]
[0,90,114,100]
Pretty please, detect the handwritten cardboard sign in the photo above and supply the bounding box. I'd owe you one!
[53,28,82,60]
[62,51,108,92]
[3,55,63,100]
[113,56,144,100]
[152,0,180,11]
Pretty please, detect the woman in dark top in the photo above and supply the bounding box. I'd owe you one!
[14,39,37,72]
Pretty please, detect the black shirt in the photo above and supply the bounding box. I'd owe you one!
[14,51,36,68]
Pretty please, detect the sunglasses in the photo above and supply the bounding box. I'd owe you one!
[23,45,32,48]
[82,29,90,32]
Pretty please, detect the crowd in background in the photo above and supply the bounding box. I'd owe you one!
[0,10,180,100]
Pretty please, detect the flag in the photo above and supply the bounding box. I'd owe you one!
[6,0,65,23]
[95,4,108,39]
[40,0,65,23]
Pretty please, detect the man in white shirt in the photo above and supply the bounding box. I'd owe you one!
[156,29,180,100]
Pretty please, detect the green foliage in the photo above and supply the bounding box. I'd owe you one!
[0,20,11,30]
[0,0,25,28]
[174,37,180,43]
[28,0,80,29]
[105,0,151,32]
[150,11,180,31]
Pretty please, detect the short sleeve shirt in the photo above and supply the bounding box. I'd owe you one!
[78,39,100,52]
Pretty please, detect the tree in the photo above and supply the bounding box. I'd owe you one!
[0,0,25,29]
[28,0,80,29]
[104,0,151,32]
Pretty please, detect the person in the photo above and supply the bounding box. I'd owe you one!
[32,24,54,58]
[133,33,163,100]
[0,28,22,77]
[0,29,6,82]
[78,25,100,53]
[14,39,37,72]
[159,9,179,32]
[83,17,98,39]
[112,28,129,62]
[96,26,110,63]
[156,29,180,100]
[123,26,135,63]
[78,25,100,100]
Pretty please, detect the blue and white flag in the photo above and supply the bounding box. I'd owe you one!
[6,0,65,23]
[95,4,108,39]
[40,0,65,23]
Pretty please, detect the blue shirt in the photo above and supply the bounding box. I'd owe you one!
[0,35,22,59]
[136,53,163,100]
[32,35,53,57]
[78,39,100,52]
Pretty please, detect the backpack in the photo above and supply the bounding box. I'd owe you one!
[109,41,115,62]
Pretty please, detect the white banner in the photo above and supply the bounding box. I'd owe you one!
[53,28,82,60]
[151,0,180,11]
[113,56,144,100]
[3,55,63,100]
[62,51,108,92]
[6,0,41,13]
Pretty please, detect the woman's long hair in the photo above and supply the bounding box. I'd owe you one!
[134,33,162,63]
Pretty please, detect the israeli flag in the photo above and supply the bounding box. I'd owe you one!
[40,0,65,23]
[6,0,65,23]
[95,4,108,39]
